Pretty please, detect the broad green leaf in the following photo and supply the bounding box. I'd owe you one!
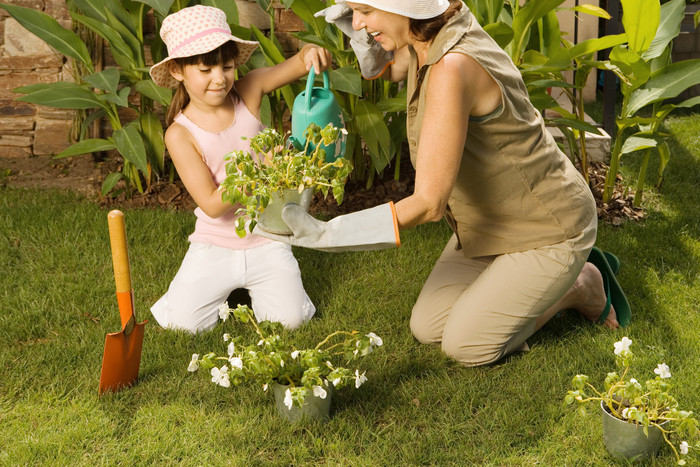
[134,0,175,17]
[102,172,123,196]
[483,22,514,49]
[328,67,362,97]
[674,95,700,109]
[134,80,173,106]
[354,100,391,172]
[54,139,116,159]
[657,141,670,185]
[620,0,659,54]
[568,34,627,61]
[251,25,286,65]
[643,0,685,61]
[627,59,700,115]
[528,90,559,111]
[0,3,92,70]
[570,4,611,20]
[202,0,239,24]
[13,82,81,94]
[621,135,659,155]
[526,79,576,89]
[539,11,561,58]
[99,87,131,108]
[70,12,138,71]
[113,125,149,174]
[609,45,650,93]
[71,0,137,33]
[551,118,602,135]
[103,8,145,68]
[84,68,121,93]
[140,112,165,173]
[510,0,565,62]
[376,87,408,113]
[16,84,110,111]
[290,0,327,37]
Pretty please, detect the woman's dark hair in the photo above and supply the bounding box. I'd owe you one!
[409,1,462,42]
[166,41,240,126]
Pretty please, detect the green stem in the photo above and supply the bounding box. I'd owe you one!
[634,148,651,207]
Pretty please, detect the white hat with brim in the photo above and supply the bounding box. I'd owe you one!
[149,5,259,89]
[337,0,450,20]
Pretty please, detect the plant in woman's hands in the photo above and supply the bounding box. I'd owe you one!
[219,123,352,237]
[187,303,383,410]
[565,337,699,464]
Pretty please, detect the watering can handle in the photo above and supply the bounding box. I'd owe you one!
[304,68,330,111]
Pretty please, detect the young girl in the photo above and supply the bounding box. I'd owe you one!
[148,5,332,333]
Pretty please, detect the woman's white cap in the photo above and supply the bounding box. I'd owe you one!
[337,0,450,20]
[149,5,259,89]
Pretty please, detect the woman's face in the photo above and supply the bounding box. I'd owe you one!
[346,2,411,51]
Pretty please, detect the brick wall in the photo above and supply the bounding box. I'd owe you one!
[0,0,301,160]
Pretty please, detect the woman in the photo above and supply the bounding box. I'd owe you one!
[258,0,627,366]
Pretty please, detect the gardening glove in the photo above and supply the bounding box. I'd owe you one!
[315,4,394,80]
[253,202,401,253]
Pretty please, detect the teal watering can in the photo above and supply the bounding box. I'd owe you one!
[289,69,346,162]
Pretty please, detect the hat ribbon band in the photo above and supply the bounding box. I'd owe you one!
[170,27,231,54]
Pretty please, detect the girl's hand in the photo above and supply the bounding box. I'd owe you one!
[300,45,332,74]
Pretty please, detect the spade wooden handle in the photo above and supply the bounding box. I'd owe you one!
[108,210,131,293]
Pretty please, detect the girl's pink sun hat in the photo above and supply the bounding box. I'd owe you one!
[149,5,259,89]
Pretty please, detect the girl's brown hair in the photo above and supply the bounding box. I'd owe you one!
[166,41,240,126]
[409,1,462,43]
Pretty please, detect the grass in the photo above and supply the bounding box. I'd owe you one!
[1,113,700,465]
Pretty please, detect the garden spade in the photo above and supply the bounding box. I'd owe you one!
[99,210,146,394]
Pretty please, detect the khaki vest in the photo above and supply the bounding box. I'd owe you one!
[406,6,595,258]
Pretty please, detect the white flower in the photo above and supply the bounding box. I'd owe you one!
[291,350,300,359]
[654,363,672,379]
[614,337,632,355]
[366,332,383,347]
[258,339,264,346]
[284,388,293,410]
[622,407,636,419]
[263,383,268,392]
[312,385,327,399]
[229,357,243,369]
[227,342,236,357]
[223,333,231,342]
[211,366,230,388]
[187,354,199,372]
[280,360,285,367]
[680,441,689,455]
[355,370,367,388]
[218,302,230,321]
[331,377,342,387]
[630,378,638,385]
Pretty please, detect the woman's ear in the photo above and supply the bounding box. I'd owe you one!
[168,61,184,82]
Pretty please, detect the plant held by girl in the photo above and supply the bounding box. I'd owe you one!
[565,337,699,464]
[187,303,383,410]
[219,123,352,237]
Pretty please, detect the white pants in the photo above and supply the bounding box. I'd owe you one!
[151,241,315,333]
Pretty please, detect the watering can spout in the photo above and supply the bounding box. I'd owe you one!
[291,69,346,162]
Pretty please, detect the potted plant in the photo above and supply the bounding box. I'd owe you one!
[219,123,352,237]
[565,337,699,464]
[187,303,383,423]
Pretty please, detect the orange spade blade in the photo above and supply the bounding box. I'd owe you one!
[99,319,146,393]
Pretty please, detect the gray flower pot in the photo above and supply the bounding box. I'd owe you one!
[257,188,313,235]
[601,401,668,460]
[272,382,332,423]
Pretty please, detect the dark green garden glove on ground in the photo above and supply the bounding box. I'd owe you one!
[314,4,394,79]
[254,202,401,253]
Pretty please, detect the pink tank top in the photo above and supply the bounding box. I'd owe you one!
[175,95,272,249]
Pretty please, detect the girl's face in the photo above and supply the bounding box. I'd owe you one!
[346,3,410,51]
[169,58,236,108]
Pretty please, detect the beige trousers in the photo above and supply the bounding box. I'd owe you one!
[410,216,597,366]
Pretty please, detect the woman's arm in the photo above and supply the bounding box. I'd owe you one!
[394,53,501,229]
[165,123,233,218]
[236,45,331,116]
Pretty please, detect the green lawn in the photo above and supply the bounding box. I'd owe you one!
[1,113,699,465]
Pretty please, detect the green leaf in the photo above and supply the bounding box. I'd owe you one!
[643,0,685,61]
[12,82,81,95]
[134,80,172,106]
[550,118,602,135]
[70,12,138,71]
[101,172,123,196]
[71,0,137,34]
[570,4,611,20]
[627,59,700,115]
[621,135,659,155]
[674,95,700,109]
[328,67,362,97]
[0,3,93,70]
[510,0,565,62]
[54,139,116,159]
[133,0,175,16]
[84,68,121,94]
[140,112,165,173]
[657,141,670,186]
[99,86,131,108]
[16,84,110,111]
[202,0,239,24]
[568,34,628,61]
[483,22,514,49]
[354,100,391,173]
[609,45,651,93]
[620,0,660,54]
[251,25,286,65]
[113,125,149,174]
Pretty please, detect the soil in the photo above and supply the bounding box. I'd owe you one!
[0,152,643,223]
